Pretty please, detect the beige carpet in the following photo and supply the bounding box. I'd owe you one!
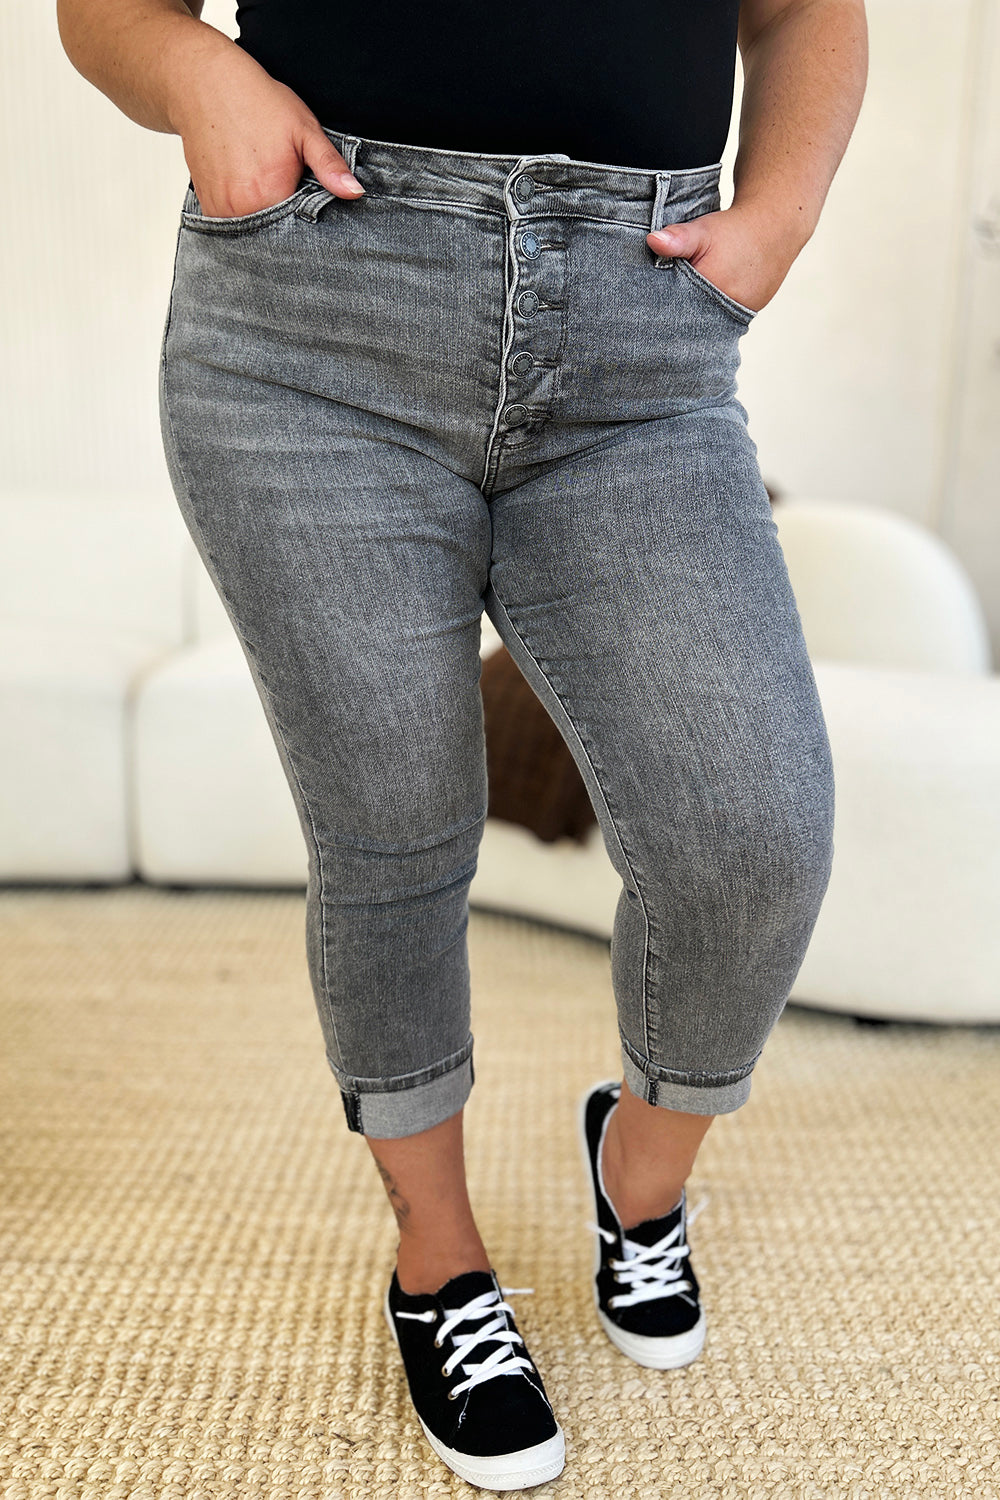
[0,886,998,1500]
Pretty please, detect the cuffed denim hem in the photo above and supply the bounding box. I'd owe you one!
[329,1035,475,1139]
[620,1037,757,1116]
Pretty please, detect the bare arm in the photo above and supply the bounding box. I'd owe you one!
[734,0,869,248]
[647,0,868,313]
[56,0,365,213]
[57,0,231,135]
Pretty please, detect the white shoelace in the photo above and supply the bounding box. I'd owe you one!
[396,1285,536,1400]
[586,1195,709,1308]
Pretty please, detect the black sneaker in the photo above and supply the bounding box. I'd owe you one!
[578,1079,707,1369]
[383,1266,565,1491]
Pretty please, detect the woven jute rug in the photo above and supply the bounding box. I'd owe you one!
[1,885,997,1500]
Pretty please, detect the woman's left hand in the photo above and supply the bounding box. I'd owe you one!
[646,205,803,316]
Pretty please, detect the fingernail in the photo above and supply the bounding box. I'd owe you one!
[652,228,676,244]
[338,172,365,194]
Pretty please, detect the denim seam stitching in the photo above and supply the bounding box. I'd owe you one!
[479,220,520,493]
[363,194,698,234]
[485,583,652,1066]
[331,1035,475,1095]
[179,190,311,236]
[669,255,756,325]
[369,193,507,223]
[143,219,187,878]
[548,241,570,414]
[159,352,341,1077]
[621,1033,763,1088]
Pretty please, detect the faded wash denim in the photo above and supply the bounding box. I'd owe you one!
[159,127,836,1139]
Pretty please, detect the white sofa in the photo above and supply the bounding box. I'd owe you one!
[1,492,998,1023]
[0,496,188,880]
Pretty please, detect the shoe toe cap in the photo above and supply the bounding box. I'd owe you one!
[612,1298,700,1338]
[447,1376,559,1458]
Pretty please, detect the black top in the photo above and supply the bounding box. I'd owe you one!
[234,0,742,171]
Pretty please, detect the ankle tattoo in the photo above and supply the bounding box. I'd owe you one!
[373,1154,412,1230]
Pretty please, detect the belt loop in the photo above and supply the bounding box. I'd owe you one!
[296,185,336,222]
[341,134,362,175]
[649,171,673,235]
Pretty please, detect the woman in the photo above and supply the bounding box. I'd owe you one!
[58,0,867,1488]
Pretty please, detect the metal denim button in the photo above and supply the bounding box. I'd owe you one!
[510,351,534,376]
[519,231,540,258]
[503,404,530,427]
[517,290,540,317]
[513,173,535,202]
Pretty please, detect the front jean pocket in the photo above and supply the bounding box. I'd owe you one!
[670,255,758,327]
[180,176,324,236]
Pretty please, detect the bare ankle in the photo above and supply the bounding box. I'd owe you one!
[601,1109,685,1229]
[603,1161,683,1230]
[366,1109,492,1293]
[395,1237,491,1296]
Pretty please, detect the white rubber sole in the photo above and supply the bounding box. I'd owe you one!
[594,1302,706,1370]
[383,1289,566,1491]
[576,1080,708,1371]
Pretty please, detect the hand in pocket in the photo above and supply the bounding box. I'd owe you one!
[173,44,365,218]
[647,205,800,316]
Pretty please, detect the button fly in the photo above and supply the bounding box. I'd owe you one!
[484,170,570,479]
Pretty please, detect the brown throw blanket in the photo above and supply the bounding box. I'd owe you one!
[480,645,597,844]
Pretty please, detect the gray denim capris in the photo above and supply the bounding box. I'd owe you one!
[158,126,836,1139]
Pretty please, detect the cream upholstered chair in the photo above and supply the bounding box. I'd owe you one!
[771,500,999,1023]
[470,499,1000,1023]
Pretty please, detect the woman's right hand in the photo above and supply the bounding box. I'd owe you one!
[170,39,365,218]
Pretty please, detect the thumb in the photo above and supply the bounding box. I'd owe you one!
[300,124,366,196]
[647,220,705,259]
